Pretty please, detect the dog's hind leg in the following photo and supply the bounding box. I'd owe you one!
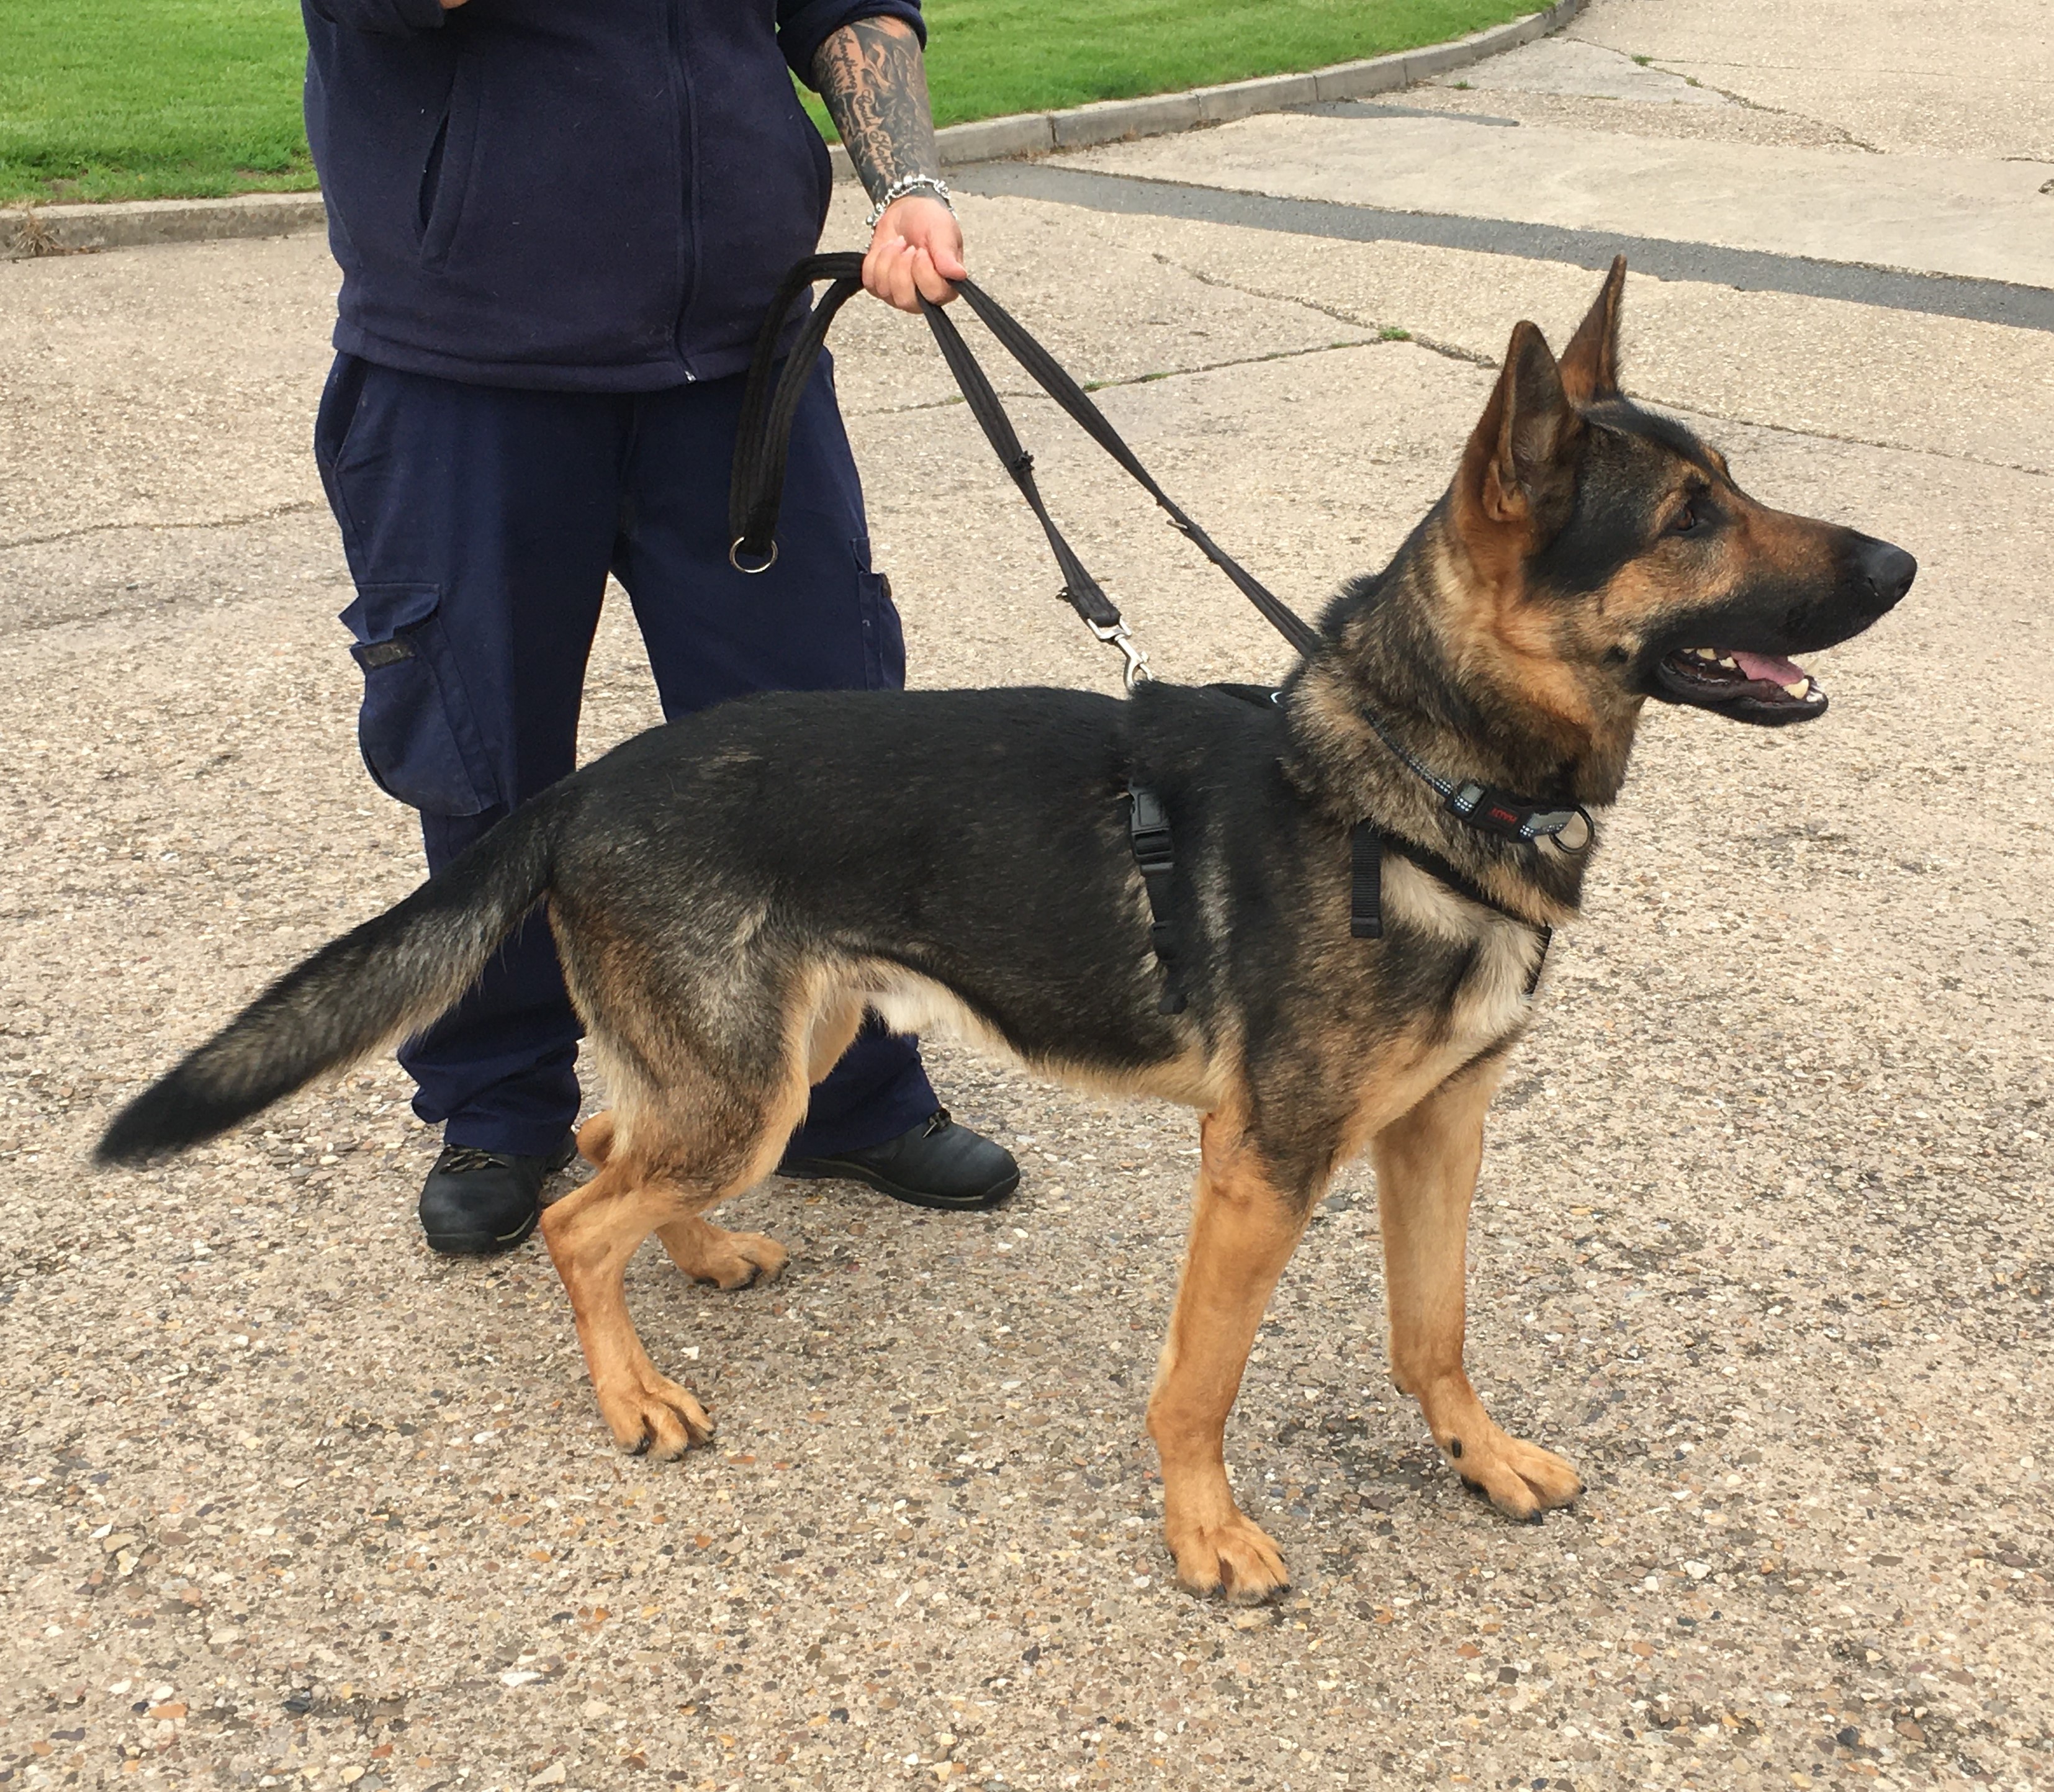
[540,1153,716,1458]
[573,1117,790,1292]
[1372,1056,1582,1521]
[657,1213,788,1290]
[576,1110,616,1166]
[1148,1112,1314,1604]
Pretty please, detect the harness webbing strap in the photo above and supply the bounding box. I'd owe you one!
[1349,822,1384,940]
[1127,783,1188,1016]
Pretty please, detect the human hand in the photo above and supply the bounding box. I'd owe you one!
[862,194,966,312]
[440,0,467,10]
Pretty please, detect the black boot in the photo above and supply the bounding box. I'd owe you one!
[417,1134,577,1256]
[778,1109,1019,1211]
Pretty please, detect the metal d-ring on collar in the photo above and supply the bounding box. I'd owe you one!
[729,537,779,575]
[1357,703,1593,851]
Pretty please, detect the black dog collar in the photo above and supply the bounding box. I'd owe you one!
[1359,704,1593,850]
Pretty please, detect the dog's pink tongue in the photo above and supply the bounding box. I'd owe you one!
[1732,650,1805,685]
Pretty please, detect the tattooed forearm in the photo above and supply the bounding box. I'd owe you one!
[812,17,940,205]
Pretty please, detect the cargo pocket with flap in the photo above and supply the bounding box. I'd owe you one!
[340,583,499,817]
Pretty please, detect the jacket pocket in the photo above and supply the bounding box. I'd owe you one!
[418,50,481,267]
[340,583,499,816]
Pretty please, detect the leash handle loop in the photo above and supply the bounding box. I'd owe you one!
[728,254,868,568]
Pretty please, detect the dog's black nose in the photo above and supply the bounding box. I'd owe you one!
[1855,537,1916,608]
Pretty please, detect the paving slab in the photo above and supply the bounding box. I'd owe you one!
[0,189,1350,557]
[1569,0,2054,161]
[948,194,2054,478]
[1436,34,1731,104]
[1052,112,2054,289]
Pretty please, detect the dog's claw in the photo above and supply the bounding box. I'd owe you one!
[595,1369,714,1461]
[1167,1510,1291,1605]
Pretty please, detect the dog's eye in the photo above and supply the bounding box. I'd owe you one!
[1669,501,1700,536]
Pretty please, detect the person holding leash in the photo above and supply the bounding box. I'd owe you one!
[303,0,1019,1253]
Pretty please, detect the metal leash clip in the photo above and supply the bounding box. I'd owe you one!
[1089,618,1153,690]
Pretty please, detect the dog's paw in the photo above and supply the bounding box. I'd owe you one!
[1166,1512,1291,1605]
[662,1224,788,1292]
[1448,1427,1582,1522]
[594,1369,714,1461]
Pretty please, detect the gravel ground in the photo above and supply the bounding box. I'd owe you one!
[4,19,2052,1791]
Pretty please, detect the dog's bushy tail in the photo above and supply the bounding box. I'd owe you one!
[96,791,567,1165]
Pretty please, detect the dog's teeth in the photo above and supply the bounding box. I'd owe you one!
[1782,677,1810,699]
[1694,647,1718,661]
[1716,655,1739,669]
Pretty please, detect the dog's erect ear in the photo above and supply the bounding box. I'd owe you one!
[1558,254,1627,407]
[1459,320,1582,544]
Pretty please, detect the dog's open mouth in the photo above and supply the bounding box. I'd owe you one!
[1655,647,1828,724]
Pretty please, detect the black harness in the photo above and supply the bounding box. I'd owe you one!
[730,256,1588,1014]
[1124,688,1582,1012]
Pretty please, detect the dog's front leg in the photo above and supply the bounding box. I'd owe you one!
[541,1159,714,1459]
[1148,1113,1312,1603]
[1372,1059,1581,1521]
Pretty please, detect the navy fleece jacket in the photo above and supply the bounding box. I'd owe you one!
[303,0,923,389]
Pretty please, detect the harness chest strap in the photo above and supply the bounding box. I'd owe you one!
[1127,783,1551,1016]
[1349,821,1553,999]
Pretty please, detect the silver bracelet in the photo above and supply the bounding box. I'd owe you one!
[865,173,953,230]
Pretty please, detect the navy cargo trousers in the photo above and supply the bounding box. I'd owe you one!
[313,351,937,1159]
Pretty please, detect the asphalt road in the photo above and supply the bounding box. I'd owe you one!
[3,2,2049,1788]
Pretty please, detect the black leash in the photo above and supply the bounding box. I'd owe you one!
[729,253,1322,688]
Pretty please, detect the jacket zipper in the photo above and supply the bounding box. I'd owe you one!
[669,0,698,380]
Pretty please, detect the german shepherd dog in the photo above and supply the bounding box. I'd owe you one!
[100,263,1913,1601]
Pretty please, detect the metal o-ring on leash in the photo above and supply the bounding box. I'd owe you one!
[729,537,778,575]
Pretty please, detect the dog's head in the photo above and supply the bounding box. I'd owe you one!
[1444,257,1914,731]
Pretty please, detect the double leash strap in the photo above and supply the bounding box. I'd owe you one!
[729,251,1323,688]
[729,255,1580,1009]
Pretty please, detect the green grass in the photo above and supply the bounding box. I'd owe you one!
[886,0,1537,128]
[2,0,1538,207]
[0,0,317,204]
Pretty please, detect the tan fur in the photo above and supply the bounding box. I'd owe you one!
[1373,1056,1582,1518]
[1147,1109,1309,1601]
[857,960,1225,1110]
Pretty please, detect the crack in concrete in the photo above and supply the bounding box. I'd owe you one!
[1121,254,2050,480]
[1637,58,1885,153]
[844,331,1385,421]
[959,163,2054,331]
[0,498,327,556]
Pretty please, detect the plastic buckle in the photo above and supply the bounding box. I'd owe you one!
[1445,781,1531,841]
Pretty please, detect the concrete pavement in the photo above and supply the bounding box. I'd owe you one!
[3,1,2050,1788]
